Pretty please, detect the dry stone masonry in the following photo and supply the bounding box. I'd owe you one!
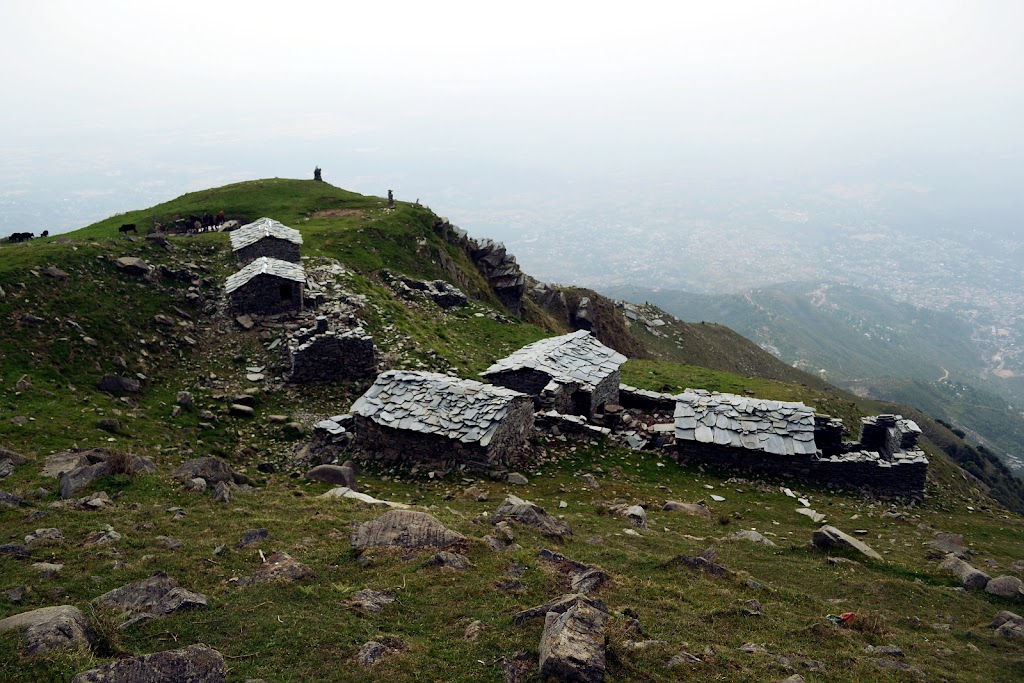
[230,217,303,265]
[287,315,376,383]
[384,270,468,309]
[673,390,928,496]
[350,370,535,469]
[481,330,626,418]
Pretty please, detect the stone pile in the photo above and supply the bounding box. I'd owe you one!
[287,317,376,383]
[384,271,467,309]
[350,371,535,468]
[674,389,818,456]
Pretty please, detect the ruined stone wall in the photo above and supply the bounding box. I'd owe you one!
[235,239,301,265]
[352,401,534,470]
[618,385,677,413]
[288,327,376,383]
[230,276,303,316]
[539,380,577,414]
[488,369,555,401]
[676,441,927,497]
[590,371,621,416]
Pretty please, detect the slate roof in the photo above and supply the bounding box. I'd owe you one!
[229,217,303,251]
[674,389,818,456]
[350,370,529,447]
[480,330,627,390]
[225,257,306,294]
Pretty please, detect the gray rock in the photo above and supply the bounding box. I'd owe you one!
[305,464,357,489]
[32,562,64,577]
[426,551,472,571]
[729,529,777,547]
[176,392,194,407]
[507,472,529,485]
[348,589,395,613]
[236,528,269,548]
[663,501,712,518]
[210,481,232,504]
[42,266,69,280]
[155,536,183,550]
[928,532,972,559]
[985,575,1024,600]
[236,551,314,586]
[865,645,905,657]
[71,644,226,682]
[113,257,152,276]
[513,593,609,625]
[0,605,94,657]
[491,495,573,538]
[351,510,465,550]
[95,573,208,625]
[580,473,599,489]
[42,451,91,477]
[6,586,26,603]
[356,641,391,668]
[939,554,991,589]
[0,543,31,558]
[229,404,254,418]
[811,525,882,561]
[989,610,1024,639]
[171,457,247,485]
[235,315,255,330]
[570,567,611,595]
[610,504,647,529]
[60,462,112,499]
[464,620,486,641]
[81,530,121,547]
[186,478,207,493]
[97,375,141,394]
[97,418,121,433]
[0,446,28,465]
[25,528,64,545]
[0,490,24,508]
[538,602,607,683]
[15,374,32,391]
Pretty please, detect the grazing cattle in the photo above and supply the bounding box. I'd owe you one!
[216,210,225,225]
[7,232,34,243]
[119,223,137,234]
[41,230,49,238]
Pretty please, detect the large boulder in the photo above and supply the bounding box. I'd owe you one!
[811,525,882,561]
[491,495,573,538]
[938,554,991,590]
[350,510,465,550]
[59,453,156,499]
[305,464,357,489]
[989,611,1024,639]
[113,257,152,276]
[97,375,141,394]
[985,575,1024,601]
[236,552,314,586]
[0,605,94,657]
[71,644,226,683]
[928,532,972,559]
[663,501,713,519]
[538,602,607,683]
[95,573,208,626]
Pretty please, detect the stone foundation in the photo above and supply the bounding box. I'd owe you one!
[287,318,376,383]
[235,239,301,265]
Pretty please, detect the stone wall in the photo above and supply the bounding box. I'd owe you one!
[231,276,303,316]
[235,239,301,266]
[676,441,928,497]
[618,385,678,413]
[288,321,377,383]
[352,396,534,470]
[590,370,621,416]
[488,369,557,401]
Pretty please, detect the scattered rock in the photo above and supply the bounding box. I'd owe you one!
[229,403,254,418]
[319,486,409,508]
[663,501,712,518]
[96,572,208,626]
[739,642,768,655]
[743,599,763,617]
[426,551,472,571]
[71,644,226,683]
[351,510,465,550]
[155,536,183,550]
[0,605,94,657]
[811,525,882,561]
[15,374,33,391]
[42,266,69,280]
[827,556,860,567]
[928,532,972,559]
[985,575,1024,600]
[513,593,609,625]
[42,451,91,477]
[171,457,249,485]
[237,528,269,548]
[667,652,703,667]
[211,481,232,504]
[25,528,64,545]
[348,589,395,614]
[464,620,486,641]
[795,508,826,523]
[989,610,1024,639]
[668,547,734,577]
[356,640,394,668]
[0,543,31,559]
[938,554,991,590]
[580,473,599,489]
[729,529,777,547]
[610,504,647,528]
[507,472,529,486]
[113,257,152,276]
[81,529,122,547]
[235,315,255,330]
[0,447,27,465]
[176,391,194,407]
[491,495,572,538]
[186,478,207,494]
[97,418,121,433]
[237,552,314,586]
[0,491,24,508]
[538,602,607,683]
[305,464,357,489]
[96,375,141,394]
[570,567,611,595]
[32,562,63,577]
[6,586,26,603]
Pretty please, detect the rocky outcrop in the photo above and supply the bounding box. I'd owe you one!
[95,573,208,626]
[71,644,226,682]
[350,510,465,550]
[0,605,94,657]
[491,495,572,538]
[464,237,526,314]
[538,602,608,683]
[171,457,250,486]
[96,375,141,394]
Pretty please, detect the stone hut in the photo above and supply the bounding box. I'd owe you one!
[350,370,535,469]
[674,389,928,496]
[230,217,303,265]
[480,330,626,418]
[225,257,305,316]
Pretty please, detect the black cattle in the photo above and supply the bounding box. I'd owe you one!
[7,232,33,243]
[41,230,49,238]
[119,223,137,234]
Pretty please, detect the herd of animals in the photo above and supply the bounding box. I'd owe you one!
[5,210,229,243]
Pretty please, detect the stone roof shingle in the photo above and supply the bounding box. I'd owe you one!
[350,370,529,447]
[230,217,303,252]
[674,389,817,456]
[480,330,626,390]
[225,257,306,294]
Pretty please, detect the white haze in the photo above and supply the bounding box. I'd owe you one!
[1,0,1022,282]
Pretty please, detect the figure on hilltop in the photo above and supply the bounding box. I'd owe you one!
[313,166,322,182]
[387,189,395,208]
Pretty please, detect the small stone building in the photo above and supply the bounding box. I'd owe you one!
[287,316,377,383]
[230,217,303,265]
[480,330,626,418]
[674,389,928,496]
[225,257,305,316]
[349,370,534,469]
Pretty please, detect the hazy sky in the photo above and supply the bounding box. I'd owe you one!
[1,0,1023,238]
